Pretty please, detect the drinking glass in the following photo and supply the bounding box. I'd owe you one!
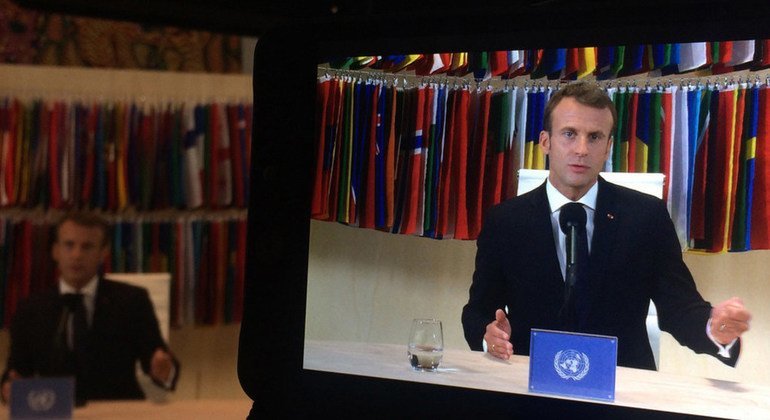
[407,319,443,371]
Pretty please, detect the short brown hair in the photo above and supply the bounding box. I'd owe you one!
[55,211,112,247]
[543,81,617,135]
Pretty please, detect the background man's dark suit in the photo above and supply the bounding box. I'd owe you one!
[3,278,179,400]
[461,176,740,370]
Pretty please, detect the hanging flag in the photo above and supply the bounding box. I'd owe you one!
[727,40,755,67]
[436,87,457,239]
[502,86,519,200]
[611,87,627,171]
[391,86,413,234]
[426,83,448,237]
[532,49,566,79]
[482,90,506,210]
[648,89,663,173]
[532,87,548,169]
[563,48,579,80]
[183,104,204,209]
[448,53,469,76]
[577,47,597,79]
[689,87,714,248]
[336,78,354,224]
[726,86,747,250]
[678,42,709,72]
[751,85,770,249]
[669,86,689,249]
[660,88,674,201]
[732,84,758,250]
[359,79,376,225]
[384,84,400,230]
[453,87,471,239]
[515,86,528,172]
[48,101,63,209]
[400,85,426,235]
[706,86,737,252]
[416,84,435,235]
[489,51,510,77]
[635,90,650,173]
[467,86,492,239]
[375,81,389,230]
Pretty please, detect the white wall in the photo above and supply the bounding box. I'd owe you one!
[305,219,770,386]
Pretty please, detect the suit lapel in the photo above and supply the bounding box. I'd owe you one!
[528,183,564,289]
[587,177,621,312]
[91,278,113,335]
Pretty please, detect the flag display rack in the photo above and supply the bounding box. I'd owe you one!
[0,93,252,329]
[311,55,770,254]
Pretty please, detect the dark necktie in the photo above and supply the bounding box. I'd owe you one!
[559,202,590,331]
[62,293,88,355]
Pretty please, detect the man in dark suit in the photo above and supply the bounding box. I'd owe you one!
[1,211,179,403]
[461,81,751,370]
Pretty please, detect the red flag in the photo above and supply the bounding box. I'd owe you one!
[385,87,397,229]
[453,89,471,240]
[361,83,380,229]
[706,89,735,252]
[490,51,509,76]
[311,78,330,217]
[401,86,426,235]
[469,87,492,239]
[436,89,457,238]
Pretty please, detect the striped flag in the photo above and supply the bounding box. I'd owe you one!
[732,84,759,250]
[750,86,770,249]
[635,90,650,173]
[400,85,426,235]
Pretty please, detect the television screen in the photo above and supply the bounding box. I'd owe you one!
[240,3,770,417]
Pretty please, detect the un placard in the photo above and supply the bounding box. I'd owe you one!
[10,377,74,419]
[528,329,617,402]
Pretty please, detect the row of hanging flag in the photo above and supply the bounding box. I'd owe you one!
[0,215,247,328]
[328,40,770,81]
[310,73,770,253]
[0,97,253,211]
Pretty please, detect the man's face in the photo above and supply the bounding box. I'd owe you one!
[52,221,109,290]
[538,97,613,200]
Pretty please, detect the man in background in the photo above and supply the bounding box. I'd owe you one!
[462,81,751,370]
[1,211,179,403]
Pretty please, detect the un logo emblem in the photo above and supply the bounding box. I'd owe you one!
[27,389,56,412]
[554,349,590,381]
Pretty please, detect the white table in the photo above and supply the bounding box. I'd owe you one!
[303,340,770,419]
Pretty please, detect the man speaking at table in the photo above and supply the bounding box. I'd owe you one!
[1,212,179,403]
[461,81,752,370]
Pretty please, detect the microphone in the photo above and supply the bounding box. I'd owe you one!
[558,203,587,330]
[559,202,587,288]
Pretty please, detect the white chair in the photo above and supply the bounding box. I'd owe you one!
[104,272,172,401]
[517,169,665,369]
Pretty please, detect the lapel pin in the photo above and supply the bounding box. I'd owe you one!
[607,213,615,220]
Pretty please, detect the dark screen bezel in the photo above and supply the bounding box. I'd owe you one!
[238,4,770,417]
